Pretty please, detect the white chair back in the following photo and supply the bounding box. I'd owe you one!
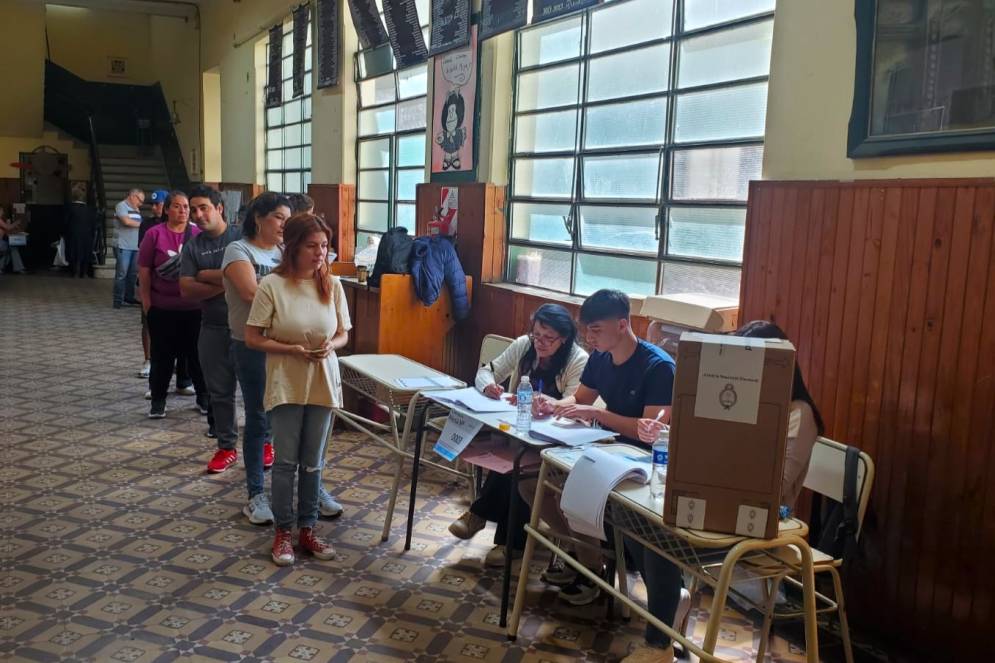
[802,436,875,537]
[479,334,514,369]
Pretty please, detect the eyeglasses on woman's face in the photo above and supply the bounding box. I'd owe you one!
[529,329,563,348]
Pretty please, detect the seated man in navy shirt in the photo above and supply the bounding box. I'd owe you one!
[537,289,685,663]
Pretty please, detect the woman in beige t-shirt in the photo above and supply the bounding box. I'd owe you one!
[245,214,351,567]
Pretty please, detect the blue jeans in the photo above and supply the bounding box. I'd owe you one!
[113,247,138,305]
[233,340,270,498]
[624,536,684,647]
[270,404,332,530]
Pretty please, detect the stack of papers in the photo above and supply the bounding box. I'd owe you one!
[429,387,516,413]
[559,446,651,540]
[528,419,617,447]
[395,376,462,390]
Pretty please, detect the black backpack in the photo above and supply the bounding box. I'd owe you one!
[369,227,413,287]
[810,446,862,560]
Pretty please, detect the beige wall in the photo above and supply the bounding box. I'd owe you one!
[0,132,90,180]
[202,69,222,182]
[46,4,154,84]
[149,14,201,179]
[0,1,45,138]
[764,0,995,180]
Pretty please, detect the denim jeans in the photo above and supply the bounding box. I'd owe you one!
[624,536,684,647]
[269,404,332,530]
[113,247,138,305]
[232,340,270,498]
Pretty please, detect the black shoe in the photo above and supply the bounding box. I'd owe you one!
[124,298,141,306]
[196,396,209,416]
[148,401,167,419]
[557,573,601,606]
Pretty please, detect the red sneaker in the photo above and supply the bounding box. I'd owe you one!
[206,449,238,474]
[263,443,275,469]
[299,527,336,560]
[271,528,295,566]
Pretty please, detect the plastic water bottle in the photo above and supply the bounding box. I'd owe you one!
[650,426,669,501]
[516,376,533,432]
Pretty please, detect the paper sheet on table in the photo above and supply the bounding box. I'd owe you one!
[460,438,542,474]
[560,446,652,541]
[528,419,617,446]
[433,410,484,461]
[395,376,462,390]
[430,387,517,413]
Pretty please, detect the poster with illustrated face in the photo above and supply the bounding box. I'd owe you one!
[431,26,477,174]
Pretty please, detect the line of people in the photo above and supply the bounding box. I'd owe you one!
[446,289,823,663]
[132,185,347,566]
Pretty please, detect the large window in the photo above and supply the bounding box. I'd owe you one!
[507,0,774,299]
[354,0,429,246]
[264,16,313,194]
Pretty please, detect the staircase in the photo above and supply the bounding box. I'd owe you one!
[94,145,171,279]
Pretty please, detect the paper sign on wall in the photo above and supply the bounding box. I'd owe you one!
[694,336,765,425]
[429,187,458,235]
[433,410,483,461]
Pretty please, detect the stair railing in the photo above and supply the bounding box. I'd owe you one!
[87,114,108,265]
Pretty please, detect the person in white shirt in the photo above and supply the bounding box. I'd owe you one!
[448,304,588,567]
[113,188,144,308]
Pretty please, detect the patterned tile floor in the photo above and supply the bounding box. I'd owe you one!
[1,275,843,662]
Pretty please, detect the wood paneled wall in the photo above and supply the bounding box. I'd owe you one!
[740,178,995,658]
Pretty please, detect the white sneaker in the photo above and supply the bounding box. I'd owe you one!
[318,487,343,518]
[144,389,151,400]
[674,588,692,634]
[243,493,275,525]
[137,361,150,378]
[176,385,196,396]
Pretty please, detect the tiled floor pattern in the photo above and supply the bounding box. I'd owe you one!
[1,275,823,662]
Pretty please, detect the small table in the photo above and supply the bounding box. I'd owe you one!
[334,354,465,544]
[508,445,821,663]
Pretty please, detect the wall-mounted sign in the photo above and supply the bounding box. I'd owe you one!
[292,4,310,98]
[431,26,477,174]
[429,0,471,56]
[108,56,128,78]
[481,0,528,41]
[265,25,283,108]
[533,0,601,24]
[348,0,388,49]
[384,0,428,68]
[316,0,340,88]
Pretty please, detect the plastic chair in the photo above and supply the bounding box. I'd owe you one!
[755,436,875,663]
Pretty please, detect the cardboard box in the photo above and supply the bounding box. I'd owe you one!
[664,332,795,539]
[638,293,739,332]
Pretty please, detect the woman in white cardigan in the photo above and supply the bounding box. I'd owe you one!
[449,304,588,567]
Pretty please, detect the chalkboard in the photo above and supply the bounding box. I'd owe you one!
[316,0,339,89]
[265,25,283,109]
[292,4,309,98]
[348,0,388,49]
[428,0,471,56]
[533,0,601,24]
[383,0,428,69]
[480,0,527,41]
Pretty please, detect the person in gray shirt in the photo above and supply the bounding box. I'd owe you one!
[180,186,242,475]
[113,188,144,308]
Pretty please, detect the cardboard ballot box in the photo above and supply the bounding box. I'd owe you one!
[664,332,796,539]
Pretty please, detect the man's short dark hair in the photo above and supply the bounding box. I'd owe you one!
[188,184,224,209]
[579,289,630,324]
[287,192,314,214]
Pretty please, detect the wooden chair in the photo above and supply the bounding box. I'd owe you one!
[755,436,875,663]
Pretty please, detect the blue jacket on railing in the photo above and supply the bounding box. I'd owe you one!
[409,235,470,321]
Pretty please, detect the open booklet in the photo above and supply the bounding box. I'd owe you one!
[528,418,617,447]
[560,446,652,541]
[428,387,517,413]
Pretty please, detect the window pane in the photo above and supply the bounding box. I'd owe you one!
[660,261,741,299]
[667,207,746,261]
[281,57,293,80]
[267,128,283,149]
[283,79,293,100]
[359,106,396,136]
[284,171,302,193]
[397,98,427,130]
[517,64,582,111]
[590,0,673,53]
[358,202,389,231]
[396,168,423,201]
[358,44,394,79]
[674,82,767,142]
[579,206,658,253]
[303,122,311,144]
[267,173,283,192]
[267,107,282,126]
[285,99,302,123]
[508,245,572,291]
[582,154,660,201]
[587,44,670,102]
[397,134,425,167]
[584,97,667,149]
[303,97,312,120]
[302,147,311,168]
[359,170,389,200]
[513,158,575,198]
[678,20,773,89]
[684,0,774,31]
[266,150,282,170]
[284,123,302,147]
[284,148,302,169]
[576,253,657,296]
[360,73,396,106]
[519,15,583,67]
[515,110,578,154]
[396,203,417,229]
[304,72,312,92]
[510,202,572,244]
[360,138,391,168]
[671,145,762,202]
[398,65,428,98]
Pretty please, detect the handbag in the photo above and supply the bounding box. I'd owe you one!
[154,224,192,281]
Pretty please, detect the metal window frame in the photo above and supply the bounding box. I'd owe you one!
[506,0,774,298]
[264,19,314,193]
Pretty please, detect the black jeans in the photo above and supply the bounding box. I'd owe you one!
[624,536,684,647]
[147,307,206,404]
[469,472,528,550]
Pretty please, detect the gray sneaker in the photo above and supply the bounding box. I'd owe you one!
[243,493,274,525]
[318,487,343,518]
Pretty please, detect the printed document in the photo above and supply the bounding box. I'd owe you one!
[528,419,616,446]
[430,387,517,413]
[560,446,651,540]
